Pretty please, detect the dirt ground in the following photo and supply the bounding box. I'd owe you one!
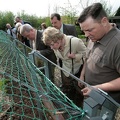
[0,81,39,119]
[0,69,120,120]
[0,74,54,120]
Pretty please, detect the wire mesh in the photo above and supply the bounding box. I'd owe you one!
[0,30,85,120]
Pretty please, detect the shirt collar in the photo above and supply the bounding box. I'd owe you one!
[34,30,37,41]
[60,24,63,33]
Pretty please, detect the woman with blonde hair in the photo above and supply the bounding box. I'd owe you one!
[42,26,86,106]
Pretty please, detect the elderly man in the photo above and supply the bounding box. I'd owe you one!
[20,24,57,83]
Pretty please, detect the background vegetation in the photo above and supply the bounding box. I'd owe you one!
[0,0,120,36]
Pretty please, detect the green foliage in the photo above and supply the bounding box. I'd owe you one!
[0,10,83,36]
[0,11,53,31]
[0,11,15,31]
[0,78,8,91]
[62,15,76,24]
[38,17,52,29]
[75,25,81,36]
[78,35,86,39]
[14,10,43,29]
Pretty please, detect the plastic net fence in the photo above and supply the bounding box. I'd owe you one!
[0,31,85,120]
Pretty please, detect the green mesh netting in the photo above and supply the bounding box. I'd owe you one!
[0,30,85,120]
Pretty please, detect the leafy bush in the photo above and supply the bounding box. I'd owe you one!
[78,35,86,39]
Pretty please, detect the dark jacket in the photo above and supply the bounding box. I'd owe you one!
[63,24,78,37]
[36,30,57,64]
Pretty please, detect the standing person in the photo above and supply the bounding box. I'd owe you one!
[14,16,31,25]
[50,13,78,88]
[77,2,120,104]
[42,27,86,106]
[41,22,47,32]
[50,13,78,37]
[6,23,17,39]
[15,22,25,43]
[14,16,31,47]
[19,24,57,83]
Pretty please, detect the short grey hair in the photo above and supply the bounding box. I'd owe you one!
[20,24,33,35]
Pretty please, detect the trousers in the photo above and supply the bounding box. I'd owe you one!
[61,73,84,107]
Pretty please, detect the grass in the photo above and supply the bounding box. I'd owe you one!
[0,78,9,91]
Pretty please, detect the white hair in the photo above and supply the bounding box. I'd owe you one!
[15,22,22,31]
[19,24,33,35]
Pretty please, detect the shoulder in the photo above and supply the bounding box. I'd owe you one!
[108,28,120,47]
[71,36,82,41]
[114,28,120,41]
[67,36,82,43]
[24,21,31,25]
[12,27,16,31]
[63,23,75,28]
[36,30,43,40]
[37,30,43,34]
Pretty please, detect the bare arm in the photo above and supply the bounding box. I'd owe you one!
[93,77,120,91]
[81,78,120,96]
[79,60,86,81]
[78,60,86,88]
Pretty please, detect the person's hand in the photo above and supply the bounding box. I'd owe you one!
[81,87,91,96]
[36,50,40,54]
[67,53,75,59]
[78,82,85,88]
[78,75,85,88]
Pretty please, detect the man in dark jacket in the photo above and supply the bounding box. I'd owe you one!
[20,24,57,83]
[50,13,78,37]
[50,13,78,68]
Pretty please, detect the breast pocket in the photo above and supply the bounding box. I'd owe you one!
[88,50,107,73]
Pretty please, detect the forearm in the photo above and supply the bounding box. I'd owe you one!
[93,77,120,92]
[79,60,86,80]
